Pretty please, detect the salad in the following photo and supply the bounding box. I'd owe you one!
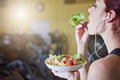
[69,13,86,28]
[45,53,86,66]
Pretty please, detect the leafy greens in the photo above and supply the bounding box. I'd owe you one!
[69,13,85,28]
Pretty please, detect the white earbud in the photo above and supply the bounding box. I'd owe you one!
[102,16,110,21]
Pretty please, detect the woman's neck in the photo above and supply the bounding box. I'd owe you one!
[101,27,120,53]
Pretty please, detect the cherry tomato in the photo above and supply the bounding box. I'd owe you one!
[65,54,70,59]
[66,59,73,66]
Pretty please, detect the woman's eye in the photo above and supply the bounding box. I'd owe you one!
[93,4,97,8]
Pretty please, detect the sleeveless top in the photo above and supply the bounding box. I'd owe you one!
[89,48,120,63]
[110,48,120,57]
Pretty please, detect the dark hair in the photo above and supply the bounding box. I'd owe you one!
[104,0,120,17]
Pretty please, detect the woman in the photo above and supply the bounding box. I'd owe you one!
[52,0,120,80]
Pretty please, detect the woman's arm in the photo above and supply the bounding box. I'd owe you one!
[75,23,90,80]
[78,46,90,80]
[77,42,90,80]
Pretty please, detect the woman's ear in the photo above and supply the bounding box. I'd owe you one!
[106,10,116,22]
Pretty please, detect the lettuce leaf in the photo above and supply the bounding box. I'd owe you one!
[69,13,85,28]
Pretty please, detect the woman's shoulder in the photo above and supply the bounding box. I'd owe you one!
[92,54,120,67]
[87,54,120,80]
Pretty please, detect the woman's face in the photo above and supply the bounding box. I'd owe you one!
[87,0,107,35]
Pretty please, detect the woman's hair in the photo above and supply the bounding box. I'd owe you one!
[104,0,120,17]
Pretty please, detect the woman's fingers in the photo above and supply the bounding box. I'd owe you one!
[52,70,71,78]
[75,22,89,45]
[75,22,88,38]
[52,70,79,79]
[76,21,88,29]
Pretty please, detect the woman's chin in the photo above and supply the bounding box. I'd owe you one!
[88,30,95,35]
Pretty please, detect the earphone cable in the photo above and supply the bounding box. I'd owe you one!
[89,19,105,62]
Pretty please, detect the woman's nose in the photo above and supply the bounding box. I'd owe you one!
[88,7,93,13]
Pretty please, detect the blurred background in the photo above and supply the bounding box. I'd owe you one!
[0,0,97,80]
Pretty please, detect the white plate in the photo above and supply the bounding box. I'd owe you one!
[45,60,87,72]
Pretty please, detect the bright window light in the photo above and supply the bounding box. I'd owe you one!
[14,7,28,20]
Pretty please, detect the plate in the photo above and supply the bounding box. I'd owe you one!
[45,59,87,72]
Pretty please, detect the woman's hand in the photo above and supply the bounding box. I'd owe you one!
[75,22,89,46]
[75,22,89,54]
[52,70,80,80]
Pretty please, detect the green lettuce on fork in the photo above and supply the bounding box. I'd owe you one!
[69,13,86,28]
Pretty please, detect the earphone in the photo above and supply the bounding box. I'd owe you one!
[102,15,110,21]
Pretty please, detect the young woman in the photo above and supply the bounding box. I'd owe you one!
[52,0,120,80]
